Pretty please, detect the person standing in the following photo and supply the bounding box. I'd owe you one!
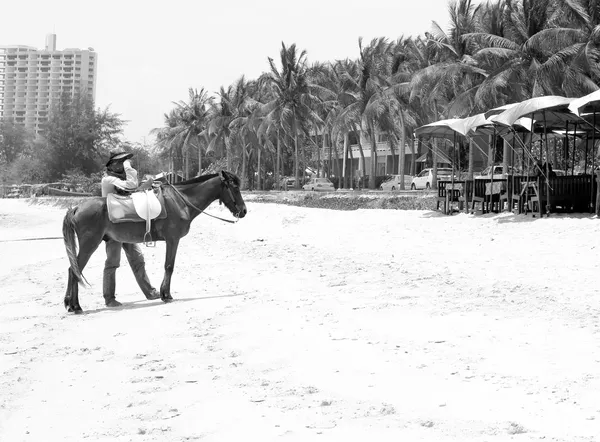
[101,151,160,307]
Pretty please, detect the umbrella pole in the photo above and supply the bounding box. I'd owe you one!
[564,121,569,172]
[512,131,516,212]
[451,132,456,214]
[543,111,551,217]
[591,112,597,213]
[572,122,578,176]
[490,128,496,213]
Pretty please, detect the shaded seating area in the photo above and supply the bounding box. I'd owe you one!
[416,93,600,217]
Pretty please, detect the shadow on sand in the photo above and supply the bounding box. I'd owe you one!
[81,292,246,316]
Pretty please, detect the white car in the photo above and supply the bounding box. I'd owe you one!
[303,177,335,191]
[411,168,454,190]
[379,174,413,191]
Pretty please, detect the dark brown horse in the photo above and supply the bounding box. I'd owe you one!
[62,170,247,313]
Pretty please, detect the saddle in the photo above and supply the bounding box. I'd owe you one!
[106,180,167,246]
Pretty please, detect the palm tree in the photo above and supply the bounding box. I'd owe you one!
[259,42,323,189]
[334,38,397,189]
[172,88,213,178]
[150,109,183,181]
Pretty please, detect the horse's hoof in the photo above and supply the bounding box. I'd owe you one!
[67,306,83,314]
[161,295,173,303]
[145,289,160,300]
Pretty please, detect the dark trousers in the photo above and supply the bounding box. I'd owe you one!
[103,240,155,302]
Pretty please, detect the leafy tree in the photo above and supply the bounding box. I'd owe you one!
[42,91,125,181]
[0,119,33,165]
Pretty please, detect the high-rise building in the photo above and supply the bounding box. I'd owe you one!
[0,34,97,136]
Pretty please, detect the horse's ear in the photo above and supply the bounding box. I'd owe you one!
[220,170,227,181]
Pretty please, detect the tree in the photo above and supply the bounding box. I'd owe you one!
[0,119,33,165]
[172,88,213,178]
[42,91,125,181]
[259,42,323,189]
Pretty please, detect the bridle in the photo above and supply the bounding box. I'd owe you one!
[166,178,240,224]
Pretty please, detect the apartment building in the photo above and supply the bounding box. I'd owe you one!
[0,34,97,136]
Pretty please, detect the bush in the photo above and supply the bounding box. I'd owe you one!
[249,192,437,211]
[59,170,103,195]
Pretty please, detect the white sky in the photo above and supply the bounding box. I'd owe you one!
[1,0,451,143]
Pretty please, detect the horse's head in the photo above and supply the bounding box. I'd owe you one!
[219,170,247,219]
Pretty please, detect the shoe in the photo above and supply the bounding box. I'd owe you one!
[146,289,160,300]
[105,299,122,307]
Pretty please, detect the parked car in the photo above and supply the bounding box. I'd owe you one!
[475,165,518,180]
[303,177,334,191]
[379,174,413,191]
[411,168,454,190]
[272,177,297,190]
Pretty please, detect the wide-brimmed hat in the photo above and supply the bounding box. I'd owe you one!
[106,151,133,166]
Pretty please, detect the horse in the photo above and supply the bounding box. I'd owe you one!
[62,170,247,314]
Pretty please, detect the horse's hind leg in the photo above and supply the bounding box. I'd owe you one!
[65,234,103,314]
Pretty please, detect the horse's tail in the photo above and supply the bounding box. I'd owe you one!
[62,206,89,286]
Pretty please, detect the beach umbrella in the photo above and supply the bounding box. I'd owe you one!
[415,118,470,211]
[490,96,580,216]
[490,96,576,128]
[483,102,519,120]
[568,90,600,116]
[568,91,600,211]
[414,118,470,138]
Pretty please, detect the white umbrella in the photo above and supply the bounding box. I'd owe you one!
[568,89,600,116]
[490,96,576,128]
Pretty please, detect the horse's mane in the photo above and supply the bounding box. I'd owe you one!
[172,171,241,187]
[174,173,218,186]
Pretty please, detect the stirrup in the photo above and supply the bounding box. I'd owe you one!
[143,231,155,247]
[143,210,155,247]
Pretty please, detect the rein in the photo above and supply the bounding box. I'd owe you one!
[0,236,63,243]
[165,181,238,224]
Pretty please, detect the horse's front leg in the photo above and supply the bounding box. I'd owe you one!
[160,238,180,303]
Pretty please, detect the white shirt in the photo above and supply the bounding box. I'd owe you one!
[101,163,139,197]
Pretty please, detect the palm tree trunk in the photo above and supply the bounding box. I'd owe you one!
[276,130,281,189]
[432,138,438,190]
[328,131,332,179]
[342,133,348,189]
[412,138,418,176]
[351,123,367,181]
[241,145,248,190]
[389,135,396,174]
[487,133,494,167]
[257,147,262,190]
[302,134,306,184]
[468,138,474,180]
[185,149,190,179]
[198,143,202,176]
[226,138,233,171]
[369,120,377,189]
[348,140,355,188]
[399,112,407,189]
[294,133,300,189]
[317,133,321,178]
[333,137,341,184]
